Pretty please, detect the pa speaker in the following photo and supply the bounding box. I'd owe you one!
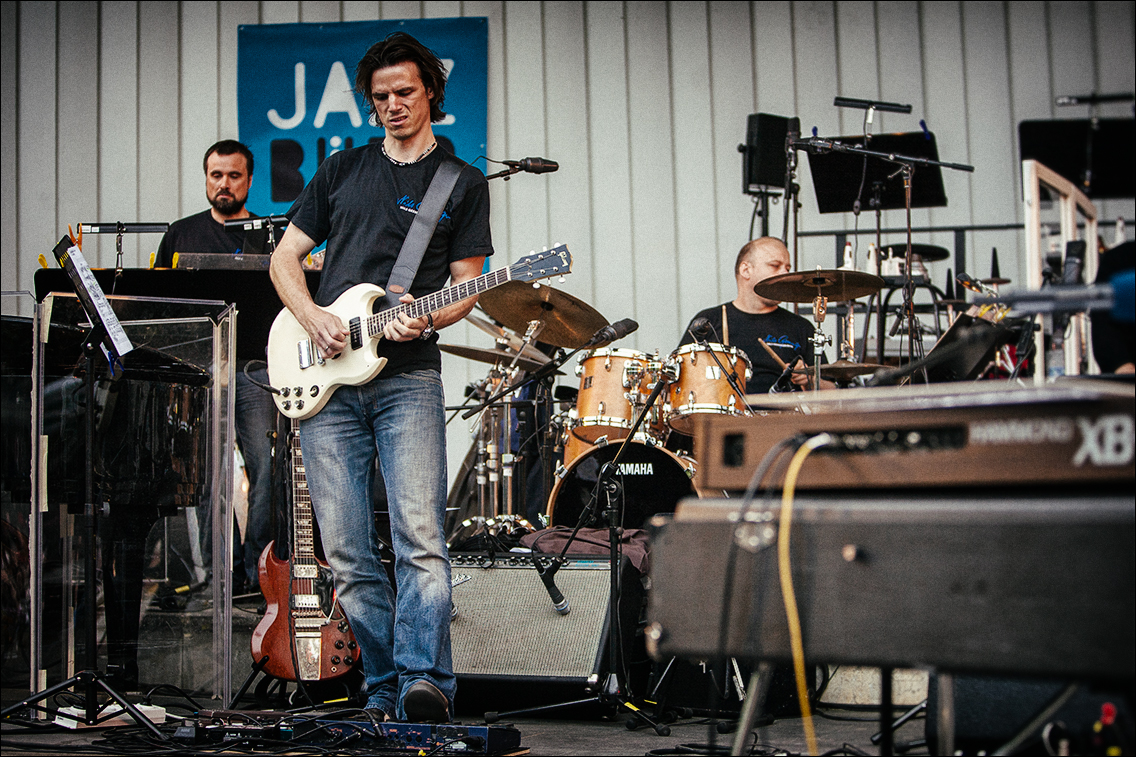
[449,553,643,684]
[742,113,790,192]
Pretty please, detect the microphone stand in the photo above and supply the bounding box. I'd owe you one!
[791,136,973,379]
[483,351,673,736]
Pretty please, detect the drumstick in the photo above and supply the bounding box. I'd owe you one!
[758,338,789,370]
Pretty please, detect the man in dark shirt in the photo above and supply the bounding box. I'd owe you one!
[155,140,280,597]
[680,237,832,394]
[270,32,491,724]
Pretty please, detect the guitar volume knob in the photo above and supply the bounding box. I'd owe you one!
[338,620,349,632]
[335,640,344,649]
[280,387,291,397]
[344,656,354,666]
[347,641,357,650]
[295,400,304,410]
[282,401,292,411]
[293,386,302,396]
[331,655,341,665]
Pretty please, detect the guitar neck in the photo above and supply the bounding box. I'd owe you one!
[364,266,513,339]
[290,419,318,579]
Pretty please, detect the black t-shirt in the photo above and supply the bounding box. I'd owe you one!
[287,143,493,378]
[679,302,826,394]
[154,209,269,268]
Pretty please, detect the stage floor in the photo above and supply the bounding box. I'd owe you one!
[1,699,897,756]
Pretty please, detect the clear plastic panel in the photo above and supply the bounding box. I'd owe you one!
[26,292,235,704]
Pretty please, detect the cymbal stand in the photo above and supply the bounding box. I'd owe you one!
[809,292,831,393]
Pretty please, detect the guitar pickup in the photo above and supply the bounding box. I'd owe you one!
[292,594,320,609]
[294,566,318,579]
[349,317,362,350]
[297,339,324,369]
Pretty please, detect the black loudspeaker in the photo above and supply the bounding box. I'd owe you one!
[742,113,790,193]
[449,553,644,684]
[926,673,1134,756]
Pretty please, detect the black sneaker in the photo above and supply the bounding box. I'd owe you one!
[402,680,449,723]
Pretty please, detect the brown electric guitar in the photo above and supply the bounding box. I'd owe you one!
[251,418,359,681]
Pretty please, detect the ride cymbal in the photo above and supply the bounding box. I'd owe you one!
[753,269,885,303]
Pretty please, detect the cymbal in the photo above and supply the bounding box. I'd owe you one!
[791,359,889,382]
[464,310,551,364]
[439,343,551,373]
[753,269,885,302]
[478,281,609,349]
[883,243,950,262]
[820,359,888,382]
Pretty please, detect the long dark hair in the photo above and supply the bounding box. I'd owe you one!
[354,32,448,123]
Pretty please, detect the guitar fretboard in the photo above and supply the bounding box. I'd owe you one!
[364,266,514,338]
[289,419,322,617]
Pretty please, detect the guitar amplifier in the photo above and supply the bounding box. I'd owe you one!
[449,552,643,684]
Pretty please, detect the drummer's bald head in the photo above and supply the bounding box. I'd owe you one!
[735,237,789,277]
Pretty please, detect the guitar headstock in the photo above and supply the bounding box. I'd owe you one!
[510,244,572,283]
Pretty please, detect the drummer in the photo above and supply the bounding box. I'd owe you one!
[679,236,834,393]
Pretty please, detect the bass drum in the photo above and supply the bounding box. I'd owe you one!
[547,440,696,530]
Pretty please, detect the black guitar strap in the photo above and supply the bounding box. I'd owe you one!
[382,152,464,309]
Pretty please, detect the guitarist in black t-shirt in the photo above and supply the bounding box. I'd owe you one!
[680,237,834,394]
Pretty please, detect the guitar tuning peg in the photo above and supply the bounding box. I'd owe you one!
[558,276,566,284]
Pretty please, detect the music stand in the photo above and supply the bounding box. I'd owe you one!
[1,236,164,738]
[805,132,951,365]
[1018,118,1136,200]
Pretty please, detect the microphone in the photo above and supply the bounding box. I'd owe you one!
[535,559,570,615]
[688,317,712,342]
[768,363,796,394]
[504,157,559,174]
[587,318,639,345]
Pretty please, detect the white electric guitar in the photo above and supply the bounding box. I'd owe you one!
[266,245,572,420]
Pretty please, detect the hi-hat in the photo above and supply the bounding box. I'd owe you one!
[883,243,950,262]
[478,281,609,348]
[791,359,889,382]
[439,343,552,373]
[754,269,884,303]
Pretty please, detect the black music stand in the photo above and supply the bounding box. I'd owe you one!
[1,236,164,738]
[805,132,951,365]
[1019,118,1135,200]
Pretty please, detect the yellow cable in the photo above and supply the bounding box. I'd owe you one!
[778,433,830,756]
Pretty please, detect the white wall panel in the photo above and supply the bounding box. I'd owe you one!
[4,0,1134,482]
[57,2,100,265]
[1,1,20,306]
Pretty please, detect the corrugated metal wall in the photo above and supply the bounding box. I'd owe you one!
[3,0,1133,487]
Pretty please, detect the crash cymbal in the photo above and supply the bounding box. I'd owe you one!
[753,269,885,303]
[478,281,609,349]
[883,243,950,262]
[464,310,552,363]
[439,343,551,373]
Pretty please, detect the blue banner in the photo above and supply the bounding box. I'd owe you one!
[237,17,488,216]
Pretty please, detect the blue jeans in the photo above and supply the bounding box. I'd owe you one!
[300,369,453,718]
[234,367,280,592]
